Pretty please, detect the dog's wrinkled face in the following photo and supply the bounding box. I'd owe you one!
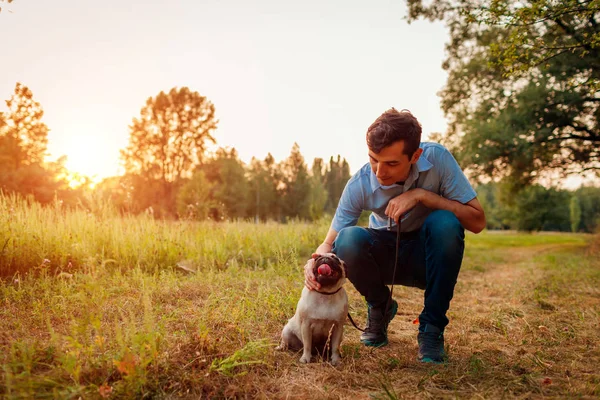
[312,253,347,288]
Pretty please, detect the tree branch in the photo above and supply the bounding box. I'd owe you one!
[552,16,597,55]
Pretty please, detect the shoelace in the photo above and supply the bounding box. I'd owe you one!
[365,307,393,333]
[419,332,443,353]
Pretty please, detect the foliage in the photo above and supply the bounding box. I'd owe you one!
[407,0,600,185]
[202,147,250,220]
[0,83,48,168]
[0,83,75,204]
[176,170,214,220]
[121,87,217,182]
[511,184,571,232]
[209,340,270,377]
[247,153,282,222]
[280,143,311,220]
[324,155,351,213]
[120,87,217,217]
[476,181,600,232]
[308,158,329,220]
[570,196,582,232]
[573,185,600,232]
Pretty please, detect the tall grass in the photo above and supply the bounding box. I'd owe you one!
[0,193,327,278]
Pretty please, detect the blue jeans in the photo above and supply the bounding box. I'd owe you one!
[332,210,465,331]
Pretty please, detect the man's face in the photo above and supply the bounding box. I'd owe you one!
[368,141,422,186]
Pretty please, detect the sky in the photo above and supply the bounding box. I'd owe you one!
[0,0,453,182]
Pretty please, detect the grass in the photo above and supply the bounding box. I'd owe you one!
[1,193,599,398]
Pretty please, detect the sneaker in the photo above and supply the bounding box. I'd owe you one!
[360,299,398,347]
[417,324,446,363]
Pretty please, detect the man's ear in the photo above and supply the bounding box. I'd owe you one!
[410,148,423,164]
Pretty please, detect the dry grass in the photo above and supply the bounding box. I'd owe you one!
[1,195,599,399]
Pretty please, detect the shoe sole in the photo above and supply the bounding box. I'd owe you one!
[361,337,389,347]
[359,301,398,348]
[418,356,444,364]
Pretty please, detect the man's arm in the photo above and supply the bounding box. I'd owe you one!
[418,191,486,233]
[315,228,338,254]
[385,189,486,234]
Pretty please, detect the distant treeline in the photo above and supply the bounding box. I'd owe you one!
[1,82,598,232]
[477,183,600,233]
[95,145,351,222]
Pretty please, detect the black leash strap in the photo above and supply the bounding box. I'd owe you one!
[347,216,401,332]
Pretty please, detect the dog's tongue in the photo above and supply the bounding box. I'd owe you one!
[317,264,332,276]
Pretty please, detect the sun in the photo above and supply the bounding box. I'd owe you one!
[53,135,122,187]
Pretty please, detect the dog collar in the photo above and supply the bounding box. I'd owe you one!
[315,287,343,296]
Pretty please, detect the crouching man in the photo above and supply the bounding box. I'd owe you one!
[304,108,486,363]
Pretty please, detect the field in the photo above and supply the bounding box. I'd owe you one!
[1,194,599,399]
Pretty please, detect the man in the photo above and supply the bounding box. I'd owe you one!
[304,108,486,363]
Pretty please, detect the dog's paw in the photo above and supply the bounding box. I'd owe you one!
[299,355,311,364]
[275,344,286,351]
[331,354,342,366]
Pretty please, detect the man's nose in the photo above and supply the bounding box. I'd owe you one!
[376,164,386,177]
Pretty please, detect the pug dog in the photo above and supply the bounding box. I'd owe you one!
[276,253,348,366]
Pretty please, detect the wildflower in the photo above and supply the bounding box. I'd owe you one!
[98,384,113,398]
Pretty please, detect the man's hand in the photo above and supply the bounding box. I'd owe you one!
[304,235,336,290]
[385,189,423,222]
[303,253,321,291]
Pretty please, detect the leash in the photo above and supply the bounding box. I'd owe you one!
[347,216,401,332]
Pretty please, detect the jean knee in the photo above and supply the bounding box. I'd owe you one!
[423,210,462,235]
[333,226,371,264]
[422,210,464,249]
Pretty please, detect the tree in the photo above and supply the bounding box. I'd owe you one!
[509,185,571,232]
[248,153,281,222]
[474,183,511,230]
[176,170,215,220]
[570,195,582,232]
[0,83,71,204]
[324,155,351,212]
[307,158,329,220]
[574,185,600,232]
[280,143,311,220]
[120,87,217,216]
[202,147,250,220]
[407,0,600,185]
[0,83,48,169]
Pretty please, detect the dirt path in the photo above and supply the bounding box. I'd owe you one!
[272,241,598,399]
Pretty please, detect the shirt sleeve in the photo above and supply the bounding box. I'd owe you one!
[438,148,478,204]
[331,179,364,232]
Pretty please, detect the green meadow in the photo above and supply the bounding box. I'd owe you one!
[1,194,599,399]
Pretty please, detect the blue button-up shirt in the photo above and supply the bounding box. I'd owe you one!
[331,142,477,232]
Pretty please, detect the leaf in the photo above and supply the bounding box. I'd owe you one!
[113,352,137,375]
[98,384,113,398]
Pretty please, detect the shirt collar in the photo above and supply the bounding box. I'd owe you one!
[368,154,433,192]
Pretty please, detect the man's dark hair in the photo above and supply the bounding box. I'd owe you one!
[366,108,422,157]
